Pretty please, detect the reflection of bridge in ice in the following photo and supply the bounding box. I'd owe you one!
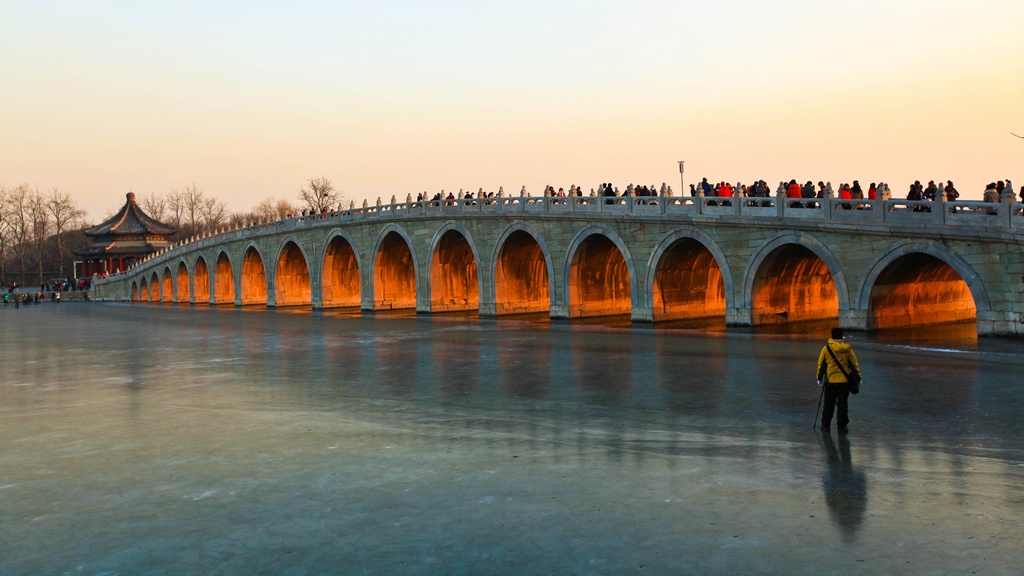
[94,194,1024,336]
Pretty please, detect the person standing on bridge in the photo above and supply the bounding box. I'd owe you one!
[801,181,816,199]
[944,181,959,201]
[817,328,861,434]
[786,179,802,208]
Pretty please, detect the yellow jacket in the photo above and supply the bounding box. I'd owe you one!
[817,338,861,384]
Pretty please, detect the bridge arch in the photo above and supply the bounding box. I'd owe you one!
[193,255,211,304]
[491,222,554,315]
[150,272,162,303]
[648,227,733,322]
[213,250,235,305]
[240,243,268,306]
[564,225,637,318]
[743,232,849,325]
[321,231,362,308]
[130,280,139,303]
[139,276,150,303]
[857,240,988,330]
[371,224,418,310]
[428,222,481,313]
[161,267,173,303]
[175,260,190,303]
[275,238,312,307]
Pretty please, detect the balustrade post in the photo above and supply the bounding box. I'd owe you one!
[697,192,704,215]
[933,187,946,225]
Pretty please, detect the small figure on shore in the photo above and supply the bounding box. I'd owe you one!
[817,328,861,434]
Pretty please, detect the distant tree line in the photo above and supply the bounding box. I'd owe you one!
[0,178,343,286]
[0,184,87,287]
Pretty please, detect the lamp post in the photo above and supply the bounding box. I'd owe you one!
[678,161,685,195]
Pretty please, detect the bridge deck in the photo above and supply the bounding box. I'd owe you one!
[94,195,1024,337]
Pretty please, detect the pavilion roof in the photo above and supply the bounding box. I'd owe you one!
[83,192,176,237]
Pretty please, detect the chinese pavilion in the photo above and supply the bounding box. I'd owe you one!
[74,192,176,276]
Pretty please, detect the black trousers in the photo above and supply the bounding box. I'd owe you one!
[821,381,851,429]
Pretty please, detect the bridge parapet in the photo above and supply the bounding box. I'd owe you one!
[92,192,1023,337]
[117,194,1022,277]
[101,194,1022,288]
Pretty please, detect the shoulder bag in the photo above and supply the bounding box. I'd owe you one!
[825,344,861,394]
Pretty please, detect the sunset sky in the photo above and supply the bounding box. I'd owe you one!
[3,1,1022,221]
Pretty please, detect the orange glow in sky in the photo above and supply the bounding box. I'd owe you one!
[2,1,1022,220]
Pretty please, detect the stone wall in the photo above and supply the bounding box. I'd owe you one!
[92,196,1024,336]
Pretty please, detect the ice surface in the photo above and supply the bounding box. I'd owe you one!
[1,304,1022,574]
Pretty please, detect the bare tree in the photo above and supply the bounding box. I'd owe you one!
[226,212,248,229]
[249,198,278,222]
[181,183,206,235]
[47,188,86,278]
[200,196,228,232]
[139,191,168,222]
[28,187,50,285]
[0,185,9,284]
[165,188,186,240]
[298,177,339,213]
[6,184,31,286]
[275,198,296,219]
[247,197,297,222]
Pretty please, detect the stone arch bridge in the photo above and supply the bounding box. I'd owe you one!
[94,194,1024,336]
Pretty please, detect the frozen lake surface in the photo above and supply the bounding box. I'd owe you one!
[1,304,1022,574]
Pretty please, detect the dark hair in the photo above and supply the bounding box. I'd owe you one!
[831,327,844,339]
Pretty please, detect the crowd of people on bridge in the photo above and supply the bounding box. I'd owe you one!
[981,180,1019,203]
[392,178,1023,212]
[682,176,1022,213]
[414,189,515,207]
[687,178,894,209]
[410,183,678,207]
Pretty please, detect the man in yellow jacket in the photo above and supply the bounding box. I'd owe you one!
[817,328,861,433]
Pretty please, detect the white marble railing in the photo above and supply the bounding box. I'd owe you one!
[99,193,1022,282]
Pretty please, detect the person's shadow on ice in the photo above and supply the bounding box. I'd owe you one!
[820,431,868,542]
